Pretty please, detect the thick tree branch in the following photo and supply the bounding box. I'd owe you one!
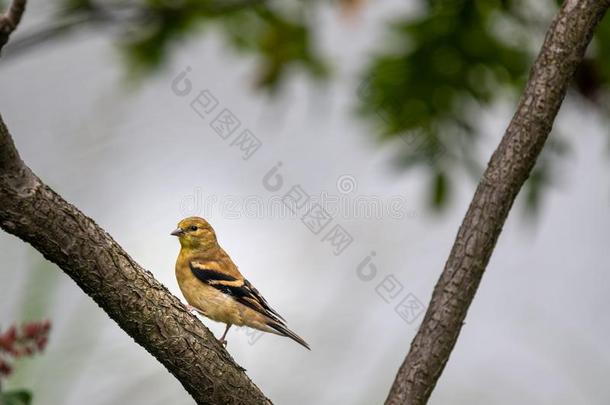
[0,2,273,403]
[385,1,610,404]
[0,115,272,404]
[0,0,26,51]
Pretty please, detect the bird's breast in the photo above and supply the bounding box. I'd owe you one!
[176,258,246,325]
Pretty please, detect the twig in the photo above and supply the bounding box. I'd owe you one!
[1,0,268,59]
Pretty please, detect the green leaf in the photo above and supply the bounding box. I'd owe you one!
[0,390,33,405]
[430,171,449,209]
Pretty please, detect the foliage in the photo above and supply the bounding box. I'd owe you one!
[0,321,51,404]
[360,0,610,208]
[60,0,328,89]
[40,0,610,209]
[0,390,32,405]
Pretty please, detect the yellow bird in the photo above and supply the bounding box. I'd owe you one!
[171,216,310,350]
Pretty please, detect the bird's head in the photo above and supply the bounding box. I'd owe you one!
[171,217,218,250]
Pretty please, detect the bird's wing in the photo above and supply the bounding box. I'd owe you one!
[190,261,285,322]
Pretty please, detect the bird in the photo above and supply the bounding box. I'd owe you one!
[171,216,310,350]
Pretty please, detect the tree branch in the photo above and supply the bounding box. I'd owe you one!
[0,115,272,404]
[0,0,26,52]
[385,1,610,404]
[0,2,274,403]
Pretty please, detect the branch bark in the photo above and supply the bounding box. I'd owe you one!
[385,1,610,404]
[0,0,26,51]
[0,122,272,404]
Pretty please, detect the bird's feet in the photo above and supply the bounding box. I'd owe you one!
[218,324,231,347]
[185,304,196,313]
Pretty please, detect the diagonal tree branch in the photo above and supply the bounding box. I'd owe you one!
[385,1,610,404]
[0,2,273,403]
[0,114,273,404]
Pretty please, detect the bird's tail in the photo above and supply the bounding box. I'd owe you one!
[267,321,310,350]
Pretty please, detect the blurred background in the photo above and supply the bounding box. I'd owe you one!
[0,0,609,404]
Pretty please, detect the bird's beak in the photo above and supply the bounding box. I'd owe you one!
[171,228,184,237]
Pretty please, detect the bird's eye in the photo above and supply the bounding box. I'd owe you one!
[189,225,198,232]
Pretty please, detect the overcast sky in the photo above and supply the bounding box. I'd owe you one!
[1,1,609,404]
